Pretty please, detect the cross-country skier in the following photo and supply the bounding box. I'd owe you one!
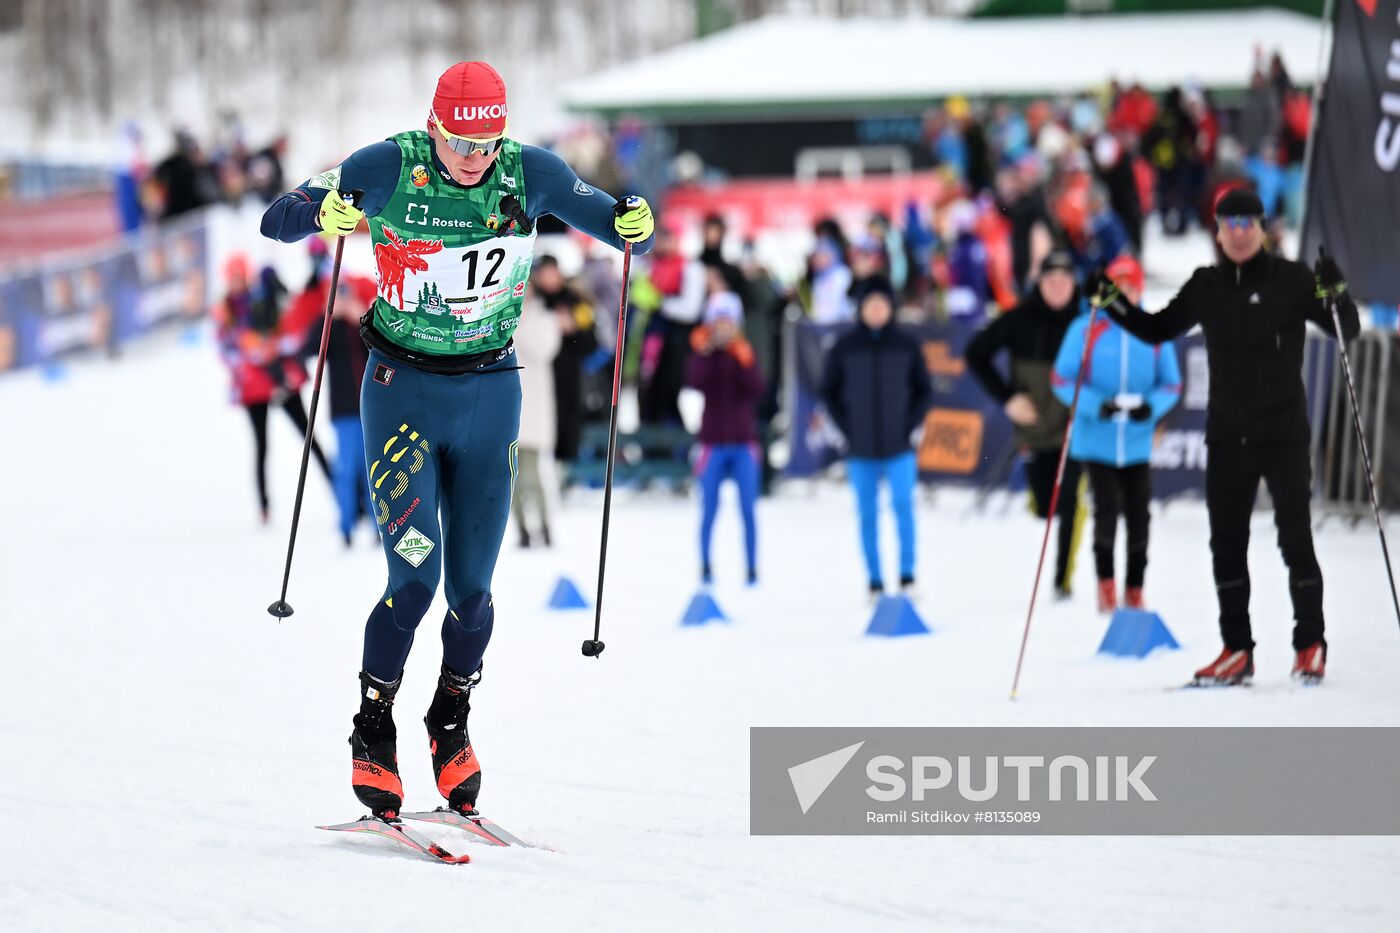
[261,61,654,820]
[1087,188,1358,685]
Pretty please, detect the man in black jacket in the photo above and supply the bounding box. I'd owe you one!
[820,277,934,598]
[966,251,1087,599]
[1088,188,1359,685]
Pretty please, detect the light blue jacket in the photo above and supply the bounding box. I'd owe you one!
[1051,312,1182,467]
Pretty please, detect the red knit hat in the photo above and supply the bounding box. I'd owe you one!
[430,61,508,139]
[1106,255,1144,294]
[224,252,251,284]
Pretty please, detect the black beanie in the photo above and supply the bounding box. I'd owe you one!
[856,275,896,311]
[1214,187,1265,218]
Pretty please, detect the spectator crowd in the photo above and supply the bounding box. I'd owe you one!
[117,121,289,232]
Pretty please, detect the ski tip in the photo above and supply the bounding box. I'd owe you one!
[429,846,472,864]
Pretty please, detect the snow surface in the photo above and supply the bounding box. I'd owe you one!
[3,329,1400,932]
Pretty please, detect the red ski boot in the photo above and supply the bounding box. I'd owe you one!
[1291,642,1326,684]
[1123,587,1145,610]
[1096,580,1117,614]
[425,665,483,815]
[349,670,403,818]
[1191,647,1253,686]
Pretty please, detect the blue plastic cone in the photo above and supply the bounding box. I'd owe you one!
[547,576,590,610]
[1097,608,1180,658]
[680,591,728,627]
[865,595,931,637]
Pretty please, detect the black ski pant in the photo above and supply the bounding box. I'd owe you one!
[245,394,332,513]
[1086,462,1151,589]
[1205,441,1323,651]
[1023,447,1083,592]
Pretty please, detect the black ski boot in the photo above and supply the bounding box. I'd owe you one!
[425,664,483,815]
[349,670,403,818]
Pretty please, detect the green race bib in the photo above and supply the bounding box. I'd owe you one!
[359,131,535,357]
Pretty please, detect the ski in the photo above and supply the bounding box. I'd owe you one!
[399,807,536,848]
[1168,679,1321,692]
[1168,676,1262,691]
[317,815,471,863]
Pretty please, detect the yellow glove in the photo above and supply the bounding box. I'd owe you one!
[318,189,364,236]
[613,196,654,243]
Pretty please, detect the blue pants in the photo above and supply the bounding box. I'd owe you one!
[332,415,371,537]
[697,443,759,574]
[847,452,917,587]
[358,350,521,682]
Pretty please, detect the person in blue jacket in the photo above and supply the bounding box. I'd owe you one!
[1052,255,1181,614]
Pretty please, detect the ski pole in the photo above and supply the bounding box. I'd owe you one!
[582,200,640,658]
[1010,301,1100,699]
[267,189,362,620]
[1319,250,1400,631]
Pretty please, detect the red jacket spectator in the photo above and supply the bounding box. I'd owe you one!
[214,256,307,406]
[1108,85,1158,137]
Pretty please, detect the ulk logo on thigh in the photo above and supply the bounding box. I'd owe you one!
[394,526,434,567]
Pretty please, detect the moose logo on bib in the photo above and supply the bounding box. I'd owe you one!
[375,226,444,310]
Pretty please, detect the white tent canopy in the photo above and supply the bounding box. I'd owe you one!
[563,10,1329,118]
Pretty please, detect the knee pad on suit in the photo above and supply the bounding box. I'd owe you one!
[374,581,435,634]
[445,591,494,635]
